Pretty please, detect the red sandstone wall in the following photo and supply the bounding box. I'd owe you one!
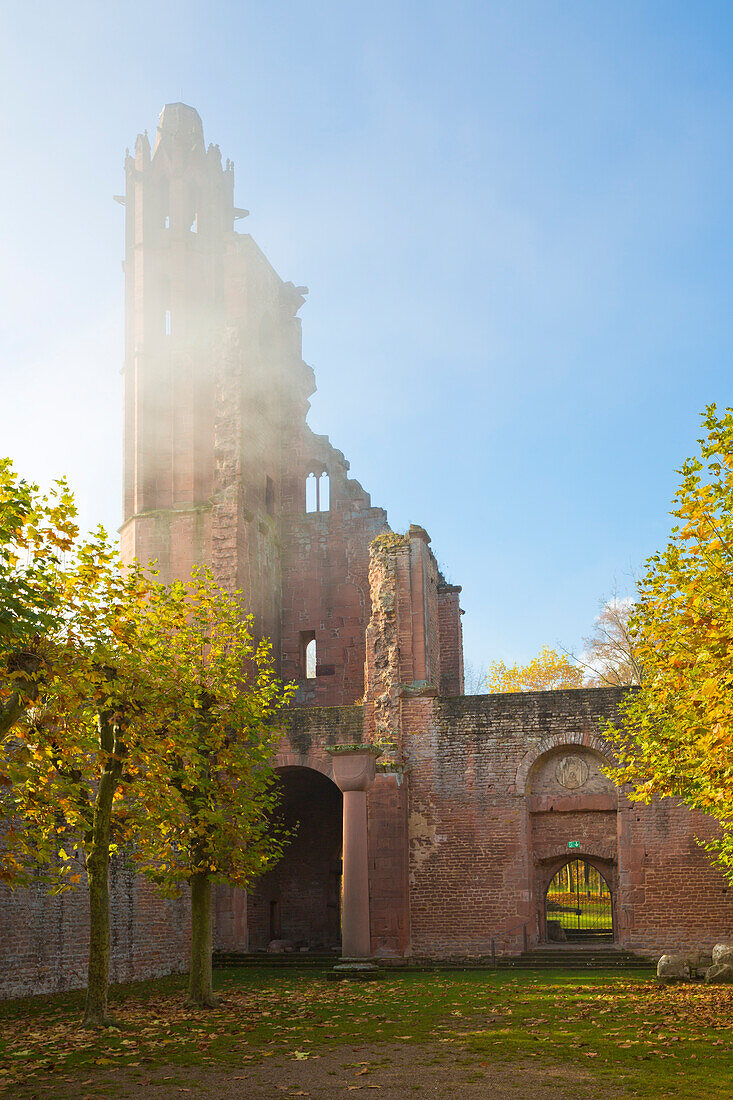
[242,706,409,958]
[618,799,733,954]
[213,885,248,954]
[0,861,189,1000]
[368,772,410,957]
[278,425,389,706]
[119,507,212,583]
[279,503,389,707]
[404,694,533,957]
[437,585,464,696]
[404,689,733,958]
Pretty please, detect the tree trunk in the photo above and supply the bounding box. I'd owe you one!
[188,871,217,1007]
[83,715,123,1028]
[0,655,41,736]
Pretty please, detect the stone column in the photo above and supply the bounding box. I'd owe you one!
[327,745,381,959]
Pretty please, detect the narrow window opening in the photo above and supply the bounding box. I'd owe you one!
[164,309,172,337]
[305,473,318,513]
[306,638,317,679]
[265,476,275,516]
[305,470,330,513]
[164,214,170,230]
[190,212,198,233]
[319,472,330,512]
[300,631,317,679]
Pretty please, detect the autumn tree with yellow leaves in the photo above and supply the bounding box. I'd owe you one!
[125,570,292,1009]
[608,406,733,882]
[484,644,584,693]
[0,467,150,1026]
[1,463,290,1024]
[0,520,168,1028]
[1,557,291,1023]
[0,458,82,734]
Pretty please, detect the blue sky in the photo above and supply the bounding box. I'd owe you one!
[1,1,731,675]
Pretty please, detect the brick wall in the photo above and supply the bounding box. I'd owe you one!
[404,693,533,957]
[618,799,733,954]
[6,685,733,998]
[437,583,464,696]
[0,859,189,1000]
[244,706,410,957]
[404,689,733,958]
[279,497,389,708]
[368,772,410,957]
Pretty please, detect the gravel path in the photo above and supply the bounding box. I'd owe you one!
[14,1042,622,1099]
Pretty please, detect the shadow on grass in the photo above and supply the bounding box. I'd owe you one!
[0,967,730,1099]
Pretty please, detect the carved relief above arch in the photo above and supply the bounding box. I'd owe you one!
[515,732,616,796]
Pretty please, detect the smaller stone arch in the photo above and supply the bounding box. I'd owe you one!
[541,854,616,942]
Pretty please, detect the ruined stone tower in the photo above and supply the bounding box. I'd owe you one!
[119,104,448,705]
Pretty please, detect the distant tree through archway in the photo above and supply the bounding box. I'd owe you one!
[545,859,613,941]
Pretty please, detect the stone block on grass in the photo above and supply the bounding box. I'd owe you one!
[657,954,691,983]
[705,963,733,984]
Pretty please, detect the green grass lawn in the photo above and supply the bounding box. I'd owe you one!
[1,965,731,1098]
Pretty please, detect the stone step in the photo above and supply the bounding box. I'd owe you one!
[498,949,654,969]
[214,952,337,968]
[213,950,654,971]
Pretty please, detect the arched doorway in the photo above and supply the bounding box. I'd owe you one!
[247,766,343,952]
[545,859,613,942]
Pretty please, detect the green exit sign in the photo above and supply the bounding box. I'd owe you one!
[567,841,580,849]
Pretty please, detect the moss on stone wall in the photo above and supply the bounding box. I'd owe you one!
[284,705,365,755]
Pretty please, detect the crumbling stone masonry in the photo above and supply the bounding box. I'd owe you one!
[2,105,732,996]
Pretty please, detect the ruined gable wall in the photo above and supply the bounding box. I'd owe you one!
[404,689,733,958]
[120,111,223,576]
[278,430,389,707]
[207,234,310,647]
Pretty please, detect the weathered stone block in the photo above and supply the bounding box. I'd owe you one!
[657,954,691,983]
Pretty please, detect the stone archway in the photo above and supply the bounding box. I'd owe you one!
[544,857,614,942]
[524,744,618,944]
[247,766,343,952]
